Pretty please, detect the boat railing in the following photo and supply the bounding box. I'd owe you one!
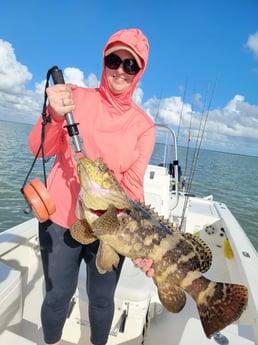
[144,124,179,216]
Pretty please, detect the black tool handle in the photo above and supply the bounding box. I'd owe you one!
[51,66,66,84]
[119,310,127,333]
[51,66,82,153]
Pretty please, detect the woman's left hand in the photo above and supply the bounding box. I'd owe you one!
[133,258,154,277]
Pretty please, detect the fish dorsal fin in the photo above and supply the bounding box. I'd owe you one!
[136,201,178,232]
[181,233,213,273]
[96,241,120,273]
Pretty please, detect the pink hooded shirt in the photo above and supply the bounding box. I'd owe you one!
[29,28,155,228]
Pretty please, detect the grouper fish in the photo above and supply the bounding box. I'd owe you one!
[70,156,248,339]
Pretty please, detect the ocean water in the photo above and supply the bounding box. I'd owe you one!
[0,121,53,228]
[0,120,257,251]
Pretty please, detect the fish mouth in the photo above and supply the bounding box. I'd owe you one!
[88,207,124,216]
[76,192,125,227]
[77,190,125,217]
[76,171,129,225]
[77,159,131,212]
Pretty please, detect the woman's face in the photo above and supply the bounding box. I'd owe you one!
[105,50,137,95]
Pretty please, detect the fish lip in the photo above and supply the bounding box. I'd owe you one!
[78,189,125,219]
[89,208,107,217]
[81,197,129,218]
[77,158,131,214]
[85,204,125,218]
[78,168,109,207]
[79,166,101,195]
[78,168,130,210]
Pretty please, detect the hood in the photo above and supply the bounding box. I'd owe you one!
[99,28,149,113]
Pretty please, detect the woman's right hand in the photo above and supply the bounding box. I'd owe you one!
[46,84,77,117]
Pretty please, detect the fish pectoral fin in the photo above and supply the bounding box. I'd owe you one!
[155,279,186,313]
[92,204,120,235]
[70,219,97,244]
[96,241,120,274]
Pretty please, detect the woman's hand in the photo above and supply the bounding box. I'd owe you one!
[133,258,154,277]
[46,84,77,117]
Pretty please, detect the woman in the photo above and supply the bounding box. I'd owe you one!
[29,28,155,345]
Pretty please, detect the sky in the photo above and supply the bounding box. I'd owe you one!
[0,0,258,156]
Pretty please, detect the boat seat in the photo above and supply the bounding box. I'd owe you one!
[0,330,36,345]
[144,165,171,218]
[115,258,158,302]
[78,258,158,302]
[179,318,255,345]
[0,262,22,332]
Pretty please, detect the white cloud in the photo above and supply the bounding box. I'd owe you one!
[192,93,204,109]
[0,39,32,92]
[86,73,99,88]
[143,95,193,126]
[133,87,144,105]
[212,95,258,139]
[143,93,258,155]
[246,31,258,59]
[0,38,257,155]
[63,68,99,88]
[0,40,99,123]
[64,67,85,86]
[0,39,40,123]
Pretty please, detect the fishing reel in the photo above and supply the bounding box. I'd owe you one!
[21,66,84,223]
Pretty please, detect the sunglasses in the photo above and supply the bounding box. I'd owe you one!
[104,53,140,75]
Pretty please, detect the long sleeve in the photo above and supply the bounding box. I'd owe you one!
[27,87,155,228]
[120,125,155,202]
[28,109,66,158]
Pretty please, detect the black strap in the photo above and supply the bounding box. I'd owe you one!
[21,67,57,191]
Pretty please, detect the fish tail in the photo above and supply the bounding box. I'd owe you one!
[186,276,248,338]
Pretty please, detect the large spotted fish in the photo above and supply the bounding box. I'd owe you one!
[71,156,248,339]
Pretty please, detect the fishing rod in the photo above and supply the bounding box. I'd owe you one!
[176,78,188,143]
[186,73,219,192]
[154,89,163,123]
[179,75,219,231]
[181,84,195,191]
[183,84,208,195]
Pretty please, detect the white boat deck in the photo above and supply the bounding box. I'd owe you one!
[1,193,257,345]
[0,124,257,344]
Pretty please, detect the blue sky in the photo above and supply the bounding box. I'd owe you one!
[0,0,258,156]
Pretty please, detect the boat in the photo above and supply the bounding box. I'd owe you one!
[0,124,257,345]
